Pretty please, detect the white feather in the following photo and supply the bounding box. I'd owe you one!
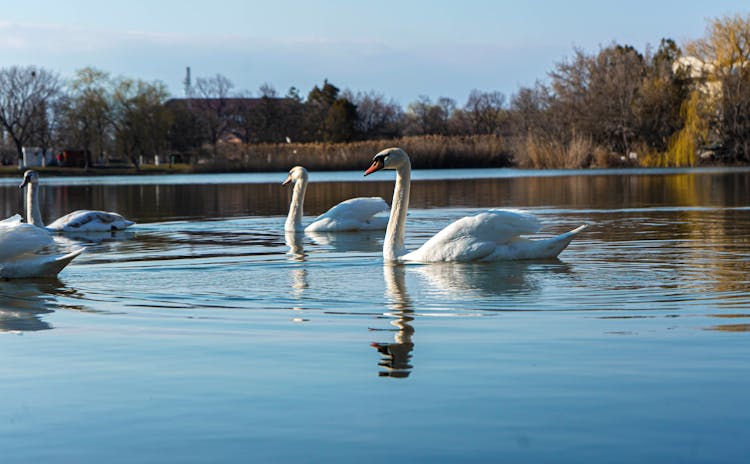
[305,197,389,232]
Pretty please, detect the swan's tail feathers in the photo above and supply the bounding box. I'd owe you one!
[0,247,85,279]
[116,220,136,230]
[564,224,589,238]
[58,247,85,264]
[45,247,85,276]
[534,224,589,259]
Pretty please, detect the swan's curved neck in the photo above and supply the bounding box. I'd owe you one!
[26,183,44,227]
[285,177,307,232]
[383,162,411,261]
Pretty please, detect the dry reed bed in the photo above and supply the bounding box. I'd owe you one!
[210,135,513,172]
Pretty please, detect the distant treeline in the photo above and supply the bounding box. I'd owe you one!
[0,13,748,171]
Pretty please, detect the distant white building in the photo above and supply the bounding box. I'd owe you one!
[671,55,746,99]
[672,56,715,79]
[22,147,56,168]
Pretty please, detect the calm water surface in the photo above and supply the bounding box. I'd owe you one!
[1,168,749,463]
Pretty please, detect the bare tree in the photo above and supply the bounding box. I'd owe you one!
[687,14,750,81]
[258,82,277,98]
[345,90,403,139]
[686,13,750,161]
[192,74,235,157]
[0,66,61,165]
[28,99,60,166]
[405,95,451,135]
[464,89,507,135]
[110,78,171,169]
[437,97,457,133]
[234,84,280,143]
[635,39,690,154]
[510,82,551,136]
[549,45,646,155]
[57,67,113,169]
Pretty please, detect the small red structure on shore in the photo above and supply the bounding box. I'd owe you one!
[56,150,88,167]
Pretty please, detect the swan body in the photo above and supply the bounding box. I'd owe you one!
[363,148,587,263]
[20,170,135,232]
[0,214,83,278]
[283,166,388,232]
[45,210,134,232]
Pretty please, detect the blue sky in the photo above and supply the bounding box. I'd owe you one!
[0,1,747,105]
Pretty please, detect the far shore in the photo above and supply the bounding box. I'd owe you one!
[2,161,744,179]
[4,133,742,177]
[0,164,196,177]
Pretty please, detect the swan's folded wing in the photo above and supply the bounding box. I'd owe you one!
[316,197,389,222]
[47,210,135,232]
[0,214,23,227]
[402,209,542,262]
[0,222,54,260]
[306,197,389,232]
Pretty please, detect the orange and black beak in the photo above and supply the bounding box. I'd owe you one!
[364,158,384,176]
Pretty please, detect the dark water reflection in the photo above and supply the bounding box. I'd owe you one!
[3,168,749,223]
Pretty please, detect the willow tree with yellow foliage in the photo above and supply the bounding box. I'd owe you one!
[679,13,750,164]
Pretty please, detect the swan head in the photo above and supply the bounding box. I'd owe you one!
[364,148,409,176]
[282,166,308,186]
[19,170,39,189]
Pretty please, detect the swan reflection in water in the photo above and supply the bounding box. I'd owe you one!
[54,229,136,245]
[285,231,306,262]
[413,260,573,300]
[286,229,383,257]
[371,264,415,378]
[370,260,576,377]
[285,231,309,303]
[0,279,70,332]
[306,230,383,253]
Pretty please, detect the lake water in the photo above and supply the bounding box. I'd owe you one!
[0,167,749,463]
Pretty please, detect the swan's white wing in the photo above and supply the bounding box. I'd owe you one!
[0,221,55,261]
[479,224,588,261]
[305,197,389,232]
[316,197,389,222]
[0,214,23,227]
[402,209,542,262]
[0,216,83,277]
[47,210,135,232]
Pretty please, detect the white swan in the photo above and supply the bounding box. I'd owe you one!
[0,214,83,278]
[20,170,135,232]
[363,148,588,262]
[283,166,388,232]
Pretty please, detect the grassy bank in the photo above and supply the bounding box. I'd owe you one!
[3,133,731,178]
[0,135,512,177]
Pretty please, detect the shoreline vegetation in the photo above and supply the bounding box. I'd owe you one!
[1,135,511,176]
[1,14,748,175]
[1,133,738,178]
